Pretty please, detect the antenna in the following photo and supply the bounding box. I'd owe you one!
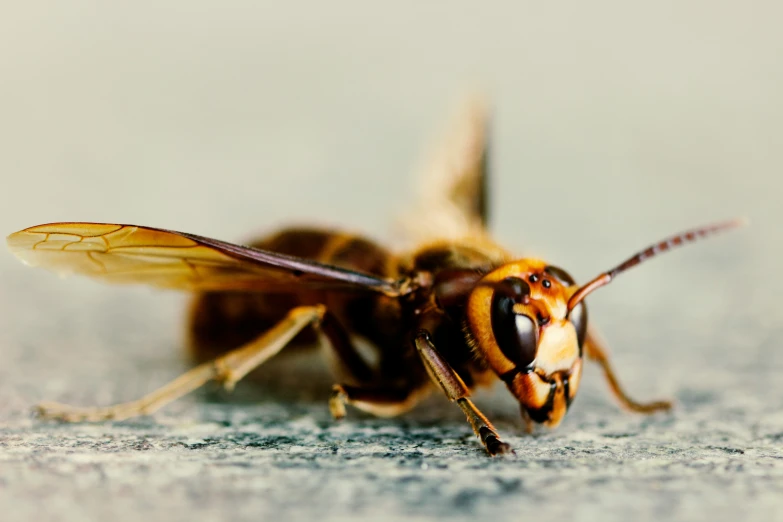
[567,218,747,311]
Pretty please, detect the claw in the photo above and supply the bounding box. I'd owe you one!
[479,426,515,456]
[329,385,347,420]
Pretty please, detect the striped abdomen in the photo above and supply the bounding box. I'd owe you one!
[187,227,398,363]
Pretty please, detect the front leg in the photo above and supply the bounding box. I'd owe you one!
[585,327,672,413]
[413,330,513,456]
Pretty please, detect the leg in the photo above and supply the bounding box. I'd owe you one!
[36,305,327,422]
[413,330,513,456]
[319,311,374,383]
[584,327,672,413]
[329,384,427,419]
[326,316,428,418]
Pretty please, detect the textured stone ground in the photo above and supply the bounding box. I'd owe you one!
[2,3,782,521]
[2,230,781,522]
[2,339,782,522]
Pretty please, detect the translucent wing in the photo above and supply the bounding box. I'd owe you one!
[7,223,412,296]
[398,97,490,243]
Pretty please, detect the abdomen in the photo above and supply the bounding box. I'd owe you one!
[187,227,397,363]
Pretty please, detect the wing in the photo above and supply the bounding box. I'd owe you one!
[6,223,413,296]
[397,96,490,243]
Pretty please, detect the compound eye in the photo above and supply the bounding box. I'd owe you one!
[569,301,588,349]
[490,277,538,368]
[544,265,576,287]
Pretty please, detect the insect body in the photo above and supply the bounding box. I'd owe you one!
[6,102,743,455]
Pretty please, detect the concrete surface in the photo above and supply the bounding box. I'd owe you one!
[1,2,782,521]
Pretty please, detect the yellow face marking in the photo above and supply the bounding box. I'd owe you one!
[535,321,580,375]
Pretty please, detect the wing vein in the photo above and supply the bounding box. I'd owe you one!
[7,222,417,297]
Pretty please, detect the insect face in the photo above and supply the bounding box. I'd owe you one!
[466,260,586,427]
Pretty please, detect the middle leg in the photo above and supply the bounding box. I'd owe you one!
[324,315,430,419]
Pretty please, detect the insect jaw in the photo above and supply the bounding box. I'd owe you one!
[505,357,583,428]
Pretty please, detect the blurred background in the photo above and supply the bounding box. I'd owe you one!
[2,0,781,390]
[0,2,781,521]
